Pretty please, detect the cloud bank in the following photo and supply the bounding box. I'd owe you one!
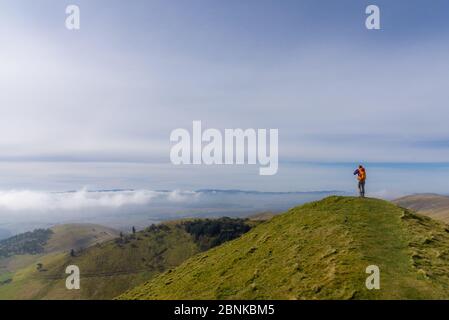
[0,189,198,212]
[0,189,343,235]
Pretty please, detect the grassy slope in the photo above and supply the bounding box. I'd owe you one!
[393,194,449,223]
[0,224,118,275]
[0,224,199,299]
[119,196,449,300]
[0,224,119,299]
[45,224,119,253]
[0,219,253,300]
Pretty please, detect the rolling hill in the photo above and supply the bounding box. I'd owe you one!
[45,224,120,253]
[0,224,118,272]
[119,196,449,300]
[0,218,252,299]
[393,194,449,223]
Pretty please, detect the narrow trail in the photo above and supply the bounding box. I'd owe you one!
[33,265,164,280]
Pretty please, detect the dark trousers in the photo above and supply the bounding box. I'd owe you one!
[358,180,366,197]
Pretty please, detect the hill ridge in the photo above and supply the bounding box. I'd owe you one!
[0,218,254,299]
[393,193,449,223]
[119,196,449,300]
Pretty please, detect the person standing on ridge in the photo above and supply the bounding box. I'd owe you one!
[353,165,367,197]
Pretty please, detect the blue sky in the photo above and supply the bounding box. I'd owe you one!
[1,0,449,196]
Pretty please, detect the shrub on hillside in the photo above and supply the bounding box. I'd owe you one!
[183,218,251,250]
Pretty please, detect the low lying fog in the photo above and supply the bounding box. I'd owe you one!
[0,189,343,237]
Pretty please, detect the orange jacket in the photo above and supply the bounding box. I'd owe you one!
[358,167,366,181]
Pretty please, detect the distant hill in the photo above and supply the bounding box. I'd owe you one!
[0,224,119,259]
[0,229,12,241]
[119,197,449,300]
[45,224,119,253]
[246,212,277,221]
[393,194,449,223]
[0,224,119,297]
[0,218,253,299]
[195,189,346,195]
[0,229,53,257]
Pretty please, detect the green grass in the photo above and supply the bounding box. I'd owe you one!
[0,219,254,299]
[0,272,12,283]
[45,224,119,253]
[118,196,449,300]
[0,224,199,299]
[0,223,119,300]
[0,224,118,274]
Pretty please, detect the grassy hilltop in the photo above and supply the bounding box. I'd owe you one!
[119,196,449,300]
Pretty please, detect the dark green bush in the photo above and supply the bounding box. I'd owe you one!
[0,229,53,257]
[183,218,251,250]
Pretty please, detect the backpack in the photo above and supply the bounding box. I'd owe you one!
[359,168,366,181]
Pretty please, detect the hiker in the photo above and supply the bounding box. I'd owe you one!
[353,165,366,197]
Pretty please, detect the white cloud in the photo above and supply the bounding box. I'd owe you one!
[0,189,198,213]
